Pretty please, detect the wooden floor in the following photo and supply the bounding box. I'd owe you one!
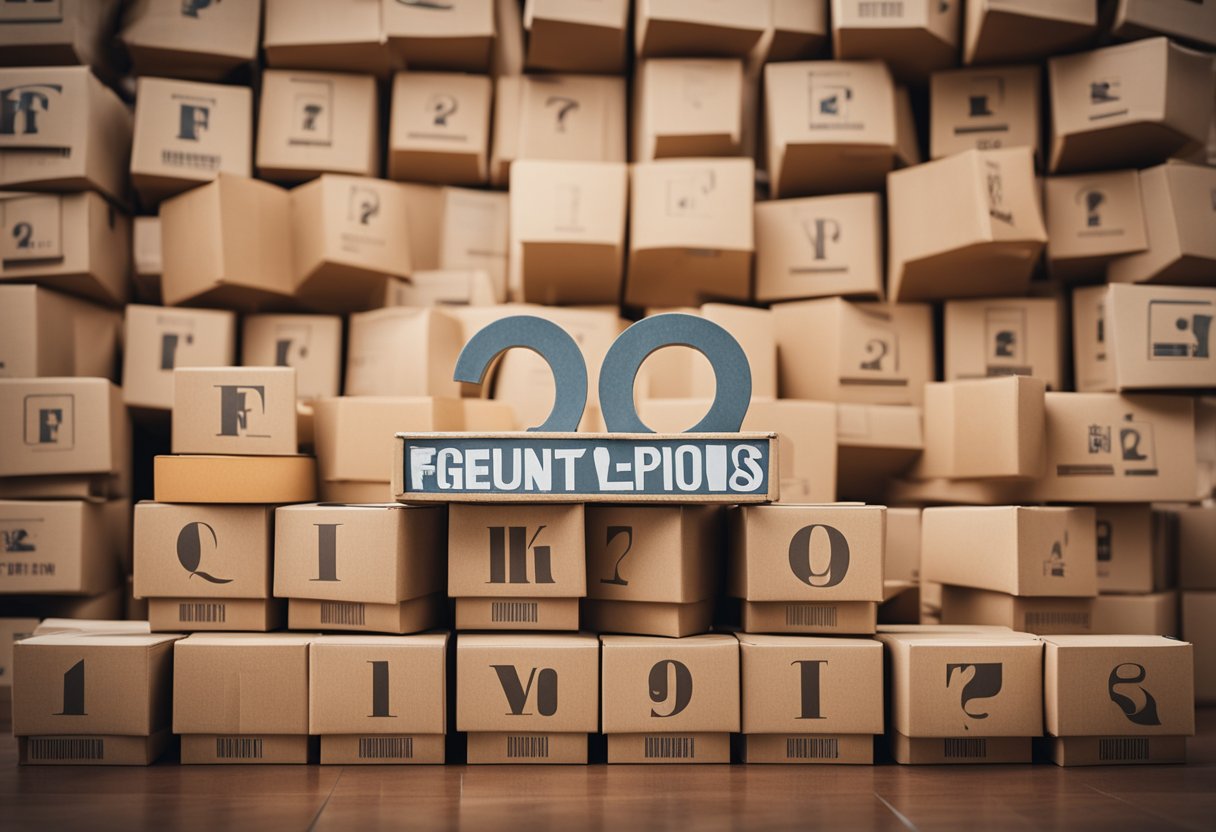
[3,713,1215,831]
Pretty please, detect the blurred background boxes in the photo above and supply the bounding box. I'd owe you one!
[831,0,959,83]
[930,65,1041,162]
[523,0,630,74]
[963,0,1095,66]
[635,0,767,59]
[119,0,260,81]
[122,304,236,412]
[383,0,496,72]
[944,297,1065,389]
[0,285,120,381]
[388,71,492,186]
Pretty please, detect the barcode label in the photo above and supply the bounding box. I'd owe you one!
[28,738,104,761]
[943,738,987,759]
[858,1,904,17]
[359,737,413,760]
[492,601,538,623]
[1099,738,1149,762]
[321,601,365,626]
[644,736,695,759]
[786,737,839,760]
[179,602,225,623]
[506,735,549,759]
[216,738,263,760]
[1025,611,1091,630]
[785,604,837,627]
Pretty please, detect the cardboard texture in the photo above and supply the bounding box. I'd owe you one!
[1111,0,1216,49]
[0,618,39,696]
[930,65,1041,161]
[1095,504,1172,595]
[262,0,397,77]
[637,305,778,401]
[635,0,767,58]
[886,508,921,584]
[130,76,252,206]
[523,0,630,74]
[944,297,1065,389]
[381,270,498,308]
[0,377,126,485]
[0,500,123,596]
[831,0,960,83]
[634,58,743,161]
[887,147,1046,302]
[1182,592,1216,704]
[766,0,829,62]
[0,0,122,70]
[288,594,443,636]
[1176,505,1216,590]
[1045,169,1148,280]
[963,0,1095,65]
[383,0,495,72]
[398,184,508,299]
[1091,592,1178,638]
[0,287,120,381]
[257,70,379,183]
[147,597,284,633]
[345,308,463,398]
[448,503,585,601]
[774,298,934,406]
[836,403,923,502]
[152,454,317,504]
[120,0,260,81]
[242,315,342,402]
[583,598,714,639]
[171,367,298,456]
[122,305,236,412]
[915,377,1046,480]
[388,71,491,186]
[940,586,1094,635]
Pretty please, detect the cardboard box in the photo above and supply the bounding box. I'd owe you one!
[1095,504,1172,595]
[1106,162,1216,286]
[388,71,491,186]
[831,0,959,83]
[837,403,923,502]
[885,508,921,584]
[288,594,442,635]
[923,506,1097,598]
[767,0,829,62]
[457,633,599,764]
[383,0,495,72]
[0,0,122,71]
[0,378,125,484]
[754,193,883,303]
[944,297,1064,389]
[1,500,122,596]
[1044,170,1148,280]
[930,65,1041,161]
[1176,505,1216,590]
[174,633,313,764]
[887,147,1046,302]
[0,191,131,306]
[963,0,1095,65]
[0,286,120,381]
[508,160,627,306]
[637,304,777,400]
[152,454,316,504]
[1181,592,1216,704]
[583,598,713,639]
[625,158,754,308]
[401,184,509,299]
[122,305,237,412]
[255,71,379,185]
[635,0,767,58]
[242,314,342,402]
[523,0,629,74]
[171,367,297,457]
[160,174,294,310]
[737,634,883,764]
[940,586,1094,635]
[344,308,463,398]
[262,0,397,76]
[0,66,131,204]
[915,377,1046,481]
[119,0,260,81]
[132,216,162,302]
[381,270,498,308]
[0,618,39,700]
[634,58,743,161]
[774,298,934,406]
[1048,38,1214,173]
[1091,592,1178,637]
[1110,0,1216,49]
[129,76,252,206]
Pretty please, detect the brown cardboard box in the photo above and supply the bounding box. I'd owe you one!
[174,633,314,764]
[1071,285,1113,392]
[1048,38,1214,173]
[13,631,181,766]
[160,174,294,310]
[122,304,237,412]
[914,377,1046,481]
[242,314,343,402]
[171,367,297,457]
[729,504,885,634]
[944,297,1064,389]
[0,286,120,381]
[381,270,498,308]
[0,0,121,71]
[634,58,743,161]
[1095,504,1172,595]
[831,0,959,83]
[1107,162,1216,286]
[152,454,316,504]
[1176,504,1216,590]
[288,595,443,635]
[119,0,260,81]
[132,216,162,302]
[767,0,828,62]
[625,158,753,308]
[963,0,1095,65]
[31,619,152,636]
[754,193,883,303]
[509,160,627,306]
[344,308,463,398]
[1045,170,1148,280]
[0,618,39,708]
[940,585,1094,635]
[1034,392,1197,503]
[930,65,1041,161]
[523,0,629,74]
[774,298,934,406]
[262,0,397,77]
[601,633,739,763]
[0,66,131,204]
[400,184,509,299]
[737,634,883,764]
[310,633,448,765]
[0,192,131,306]
[886,508,921,584]
[256,70,378,183]
[923,506,1097,597]
[0,378,126,486]
[837,403,923,502]
[635,0,767,58]
[383,0,495,72]
[1111,0,1216,49]
[1181,592,1216,704]
[0,500,122,596]
[1043,634,1194,765]
[388,71,491,186]
[129,77,252,206]
[457,633,599,764]
[1091,592,1178,637]
[887,147,1046,302]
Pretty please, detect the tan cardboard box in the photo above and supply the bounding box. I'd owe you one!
[774,298,934,406]
[457,633,599,764]
[1071,285,1113,392]
[634,58,743,161]
[940,586,1094,635]
[1181,592,1216,704]
[888,147,1046,302]
[508,160,627,306]
[944,297,1064,389]
[289,595,443,635]
[310,633,447,764]
[122,305,237,412]
[831,0,959,83]
[1048,38,1213,173]
[625,158,753,308]
[1107,162,1216,285]
[963,0,1095,65]
[0,66,131,204]
[171,367,297,457]
[0,618,39,701]
[1095,504,1172,595]
[636,304,777,400]
[583,598,713,640]
[381,270,498,308]
[1091,592,1178,638]
[767,0,829,61]
[729,504,885,634]
[0,0,122,71]
[242,314,342,402]
[930,65,1041,160]
[0,378,125,485]
[1044,170,1148,280]
[738,634,882,764]
[601,633,738,763]
[1111,0,1216,49]
[400,184,509,299]
[174,633,313,764]
[152,454,315,504]
[383,0,495,72]
[0,191,131,306]
[0,500,122,596]
[837,403,922,502]
[129,77,252,206]
[160,174,294,310]
[0,286,120,381]
[1175,505,1216,590]
[344,308,463,398]
[132,215,162,302]
[886,508,921,584]
[120,0,260,81]
[388,71,491,186]
[262,0,397,77]
[915,377,1046,481]
[635,0,767,58]
[256,70,378,183]
[1043,634,1194,765]
[523,0,629,74]
[922,506,1097,598]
